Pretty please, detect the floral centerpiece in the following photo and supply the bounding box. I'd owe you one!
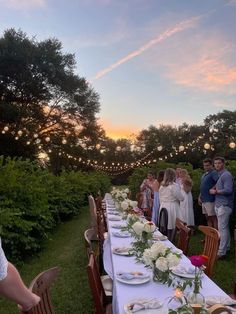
[143,242,181,285]
[186,255,208,306]
[130,220,156,259]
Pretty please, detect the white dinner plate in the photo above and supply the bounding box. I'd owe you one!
[116,273,151,285]
[153,235,168,241]
[171,269,195,279]
[111,224,125,229]
[124,298,164,314]
[205,295,236,307]
[109,216,122,221]
[112,231,130,238]
[112,247,133,256]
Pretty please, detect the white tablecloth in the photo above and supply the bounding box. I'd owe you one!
[103,199,229,314]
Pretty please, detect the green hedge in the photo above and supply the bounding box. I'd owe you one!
[0,157,111,262]
[128,161,236,226]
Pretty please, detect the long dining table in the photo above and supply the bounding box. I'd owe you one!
[103,195,231,314]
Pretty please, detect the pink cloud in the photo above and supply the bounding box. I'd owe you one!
[167,57,236,92]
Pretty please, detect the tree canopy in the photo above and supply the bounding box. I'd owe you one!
[0,28,101,164]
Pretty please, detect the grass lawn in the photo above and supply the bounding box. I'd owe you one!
[0,208,235,313]
[0,207,93,314]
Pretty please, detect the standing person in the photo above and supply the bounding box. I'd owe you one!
[140,171,155,219]
[179,169,195,227]
[198,158,218,229]
[209,157,234,259]
[159,168,184,240]
[0,238,40,311]
[175,168,182,186]
[151,170,165,225]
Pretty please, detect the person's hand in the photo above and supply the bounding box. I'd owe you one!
[209,188,217,195]
[198,197,202,206]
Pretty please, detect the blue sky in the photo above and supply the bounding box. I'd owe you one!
[0,0,236,138]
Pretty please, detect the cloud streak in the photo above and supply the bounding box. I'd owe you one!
[0,0,45,10]
[91,15,202,81]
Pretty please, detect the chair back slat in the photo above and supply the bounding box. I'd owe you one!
[19,267,60,314]
[198,225,220,278]
[175,218,191,255]
[87,252,106,314]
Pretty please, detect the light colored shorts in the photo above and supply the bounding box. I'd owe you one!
[0,238,8,281]
[202,202,216,216]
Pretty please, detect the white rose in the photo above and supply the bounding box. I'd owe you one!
[143,248,154,267]
[155,257,168,272]
[132,221,144,235]
[121,201,129,210]
[143,222,156,233]
[130,200,138,208]
[166,253,180,268]
[150,242,167,257]
[122,193,127,199]
[124,188,129,193]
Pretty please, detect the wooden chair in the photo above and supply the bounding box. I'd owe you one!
[19,267,60,314]
[84,228,98,260]
[198,225,220,278]
[229,282,236,300]
[84,229,112,297]
[87,252,112,314]
[158,208,168,236]
[174,218,191,255]
[207,304,232,313]
[88,195,98,240]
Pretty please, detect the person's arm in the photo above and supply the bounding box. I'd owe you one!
[216,174,233,195]
[173,184,184,201]
[0,263,41,311]
[140,179,147,191]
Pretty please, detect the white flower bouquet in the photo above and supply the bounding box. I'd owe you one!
[143,242,181,285]
[130,220,156,259]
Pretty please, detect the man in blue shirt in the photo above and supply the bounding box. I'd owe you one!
[199,158,218,229]
[209,156,234,259]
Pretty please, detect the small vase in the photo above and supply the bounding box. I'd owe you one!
[187,291,205,304]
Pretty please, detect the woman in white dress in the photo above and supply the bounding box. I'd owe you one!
[179,169,195,227]
[0,238,40,311]
[159,168,184,240]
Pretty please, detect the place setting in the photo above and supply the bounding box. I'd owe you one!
[112,230,130,238]
[124,298,164,314]
[112,246,133,256]
[171,264,196,279]
[111,223,126,229]
[108,216,122,221]
[116,270,151,285]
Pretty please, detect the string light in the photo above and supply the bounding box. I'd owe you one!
[229,142,236,149]
[204,143,210,150]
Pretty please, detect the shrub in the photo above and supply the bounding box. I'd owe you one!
[0,157,111,262]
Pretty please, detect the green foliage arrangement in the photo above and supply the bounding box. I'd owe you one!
[0,157,111,262]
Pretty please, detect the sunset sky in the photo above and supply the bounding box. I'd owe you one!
[1,0,236,139]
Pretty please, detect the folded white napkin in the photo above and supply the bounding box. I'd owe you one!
[113,247,132,254]
[109,216,121,221]
[127,299,162,312]
[173,265,195,274]
[117,272,149,280]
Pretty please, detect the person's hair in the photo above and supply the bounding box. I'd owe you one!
[147,171,155,178]
[179,168,188,177]
[157,170,165,184]
[203,158,212,164]
[162,168,176,186]
[213,156,225,164]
